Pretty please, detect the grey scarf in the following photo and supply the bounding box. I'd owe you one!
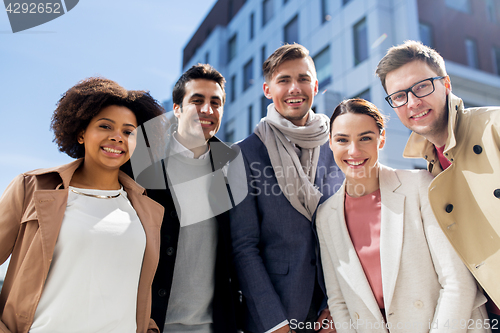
[254,104,330,220]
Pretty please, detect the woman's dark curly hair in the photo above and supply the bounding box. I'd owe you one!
[51,77,165,158]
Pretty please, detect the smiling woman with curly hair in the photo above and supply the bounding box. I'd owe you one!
[0,77,165,333]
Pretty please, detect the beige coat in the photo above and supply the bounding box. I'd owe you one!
[403,93,500,307]
[316,165,488,333]
[0,159,164,333]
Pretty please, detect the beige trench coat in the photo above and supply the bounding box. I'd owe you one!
[0,159,164,333]
[403,93,500,308]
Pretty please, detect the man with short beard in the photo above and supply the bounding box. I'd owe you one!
[376,40,500,327]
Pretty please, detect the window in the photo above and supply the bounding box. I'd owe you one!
[419,22,433,48]
[486,0,497,23]
[465,38,479,69]
[445,0,471,13]
[353,89,371,101]
[250,12,255,40]
[204,51,210,64]
[343,0,353,5]
[261,95,272,118]
[321,0,331,23]
[353,17,368,65]
[313,46,332,90]
[262,0,273,26]
[493,46,500,75]
[261,45,266,76]
[284,15,299,44]
[248,105,254,135]
[228,34,237,63]
[230,75,237,102]
[225,118,236,144]
[243,58,254,91]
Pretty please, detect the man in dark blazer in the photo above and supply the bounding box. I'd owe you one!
[130,64,246,333]
[230,44,343,333]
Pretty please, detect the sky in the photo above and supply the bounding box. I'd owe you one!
[0,0,217,277]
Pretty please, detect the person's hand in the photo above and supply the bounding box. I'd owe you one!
[315,308,336,333]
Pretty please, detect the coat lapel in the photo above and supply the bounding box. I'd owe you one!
[378,165,405,312]
[325,183,382,320]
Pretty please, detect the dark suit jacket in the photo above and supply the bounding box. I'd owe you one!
[133,136,243,333]
[230,133,344,333]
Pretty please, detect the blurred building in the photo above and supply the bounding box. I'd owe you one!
[181,0,500,169]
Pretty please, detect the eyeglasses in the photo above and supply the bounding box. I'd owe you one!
[385,76,446,108]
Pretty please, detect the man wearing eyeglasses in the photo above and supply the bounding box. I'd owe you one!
[376,40,500,328]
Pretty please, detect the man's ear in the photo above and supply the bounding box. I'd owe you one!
[314,78,319,96]
[444,76,452,95]
[173,103,182,119]
[263,82,272,99]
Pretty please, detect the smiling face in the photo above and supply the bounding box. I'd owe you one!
[78,105,137,172]
[385,60,451,146]
[263,57,318,126]
[329,113,385,183]
[174,78,224,148]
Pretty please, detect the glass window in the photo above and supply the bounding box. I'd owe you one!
[204,51,209,64]
[353,89,371,101]
[353,17,368,66]
[284,15,299,44]
[228,0,234,20]
[321,0,331,23]
[419,22,433,48]
[228,34,237,63]
[248,105,254,135]
[250,12,255,40]
[261,95,272,118]
[343,0,353,5]
[262,0,273,26]
[465,38,479,69]
[243,58,254,91]
[225,118,236,144]
[486,0,497,23]
[313,46,332,90]
[230,75,237,102]
[261,45,266,77]
[493,46,500,75]
[445,0,471,13]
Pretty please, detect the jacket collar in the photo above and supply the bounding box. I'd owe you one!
[25,158,146,195]
[403,93,463,160]
[325,164,405,315]
[208,136,239,170]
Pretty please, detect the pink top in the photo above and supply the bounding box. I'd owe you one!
[435,145,452,170]
[344,189,384,309]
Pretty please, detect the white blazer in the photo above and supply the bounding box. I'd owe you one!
[316,164,489,333]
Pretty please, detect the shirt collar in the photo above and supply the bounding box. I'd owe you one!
[171,132,210,160]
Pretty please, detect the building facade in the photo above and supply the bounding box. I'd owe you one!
[181,0,500,169]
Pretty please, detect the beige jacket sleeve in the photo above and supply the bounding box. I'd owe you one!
[0,174,26,333]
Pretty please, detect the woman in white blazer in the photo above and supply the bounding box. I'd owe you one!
[316,98,489,333]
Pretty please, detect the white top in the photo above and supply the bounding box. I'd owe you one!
[163,152,218,333]
[30,186,146,333]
